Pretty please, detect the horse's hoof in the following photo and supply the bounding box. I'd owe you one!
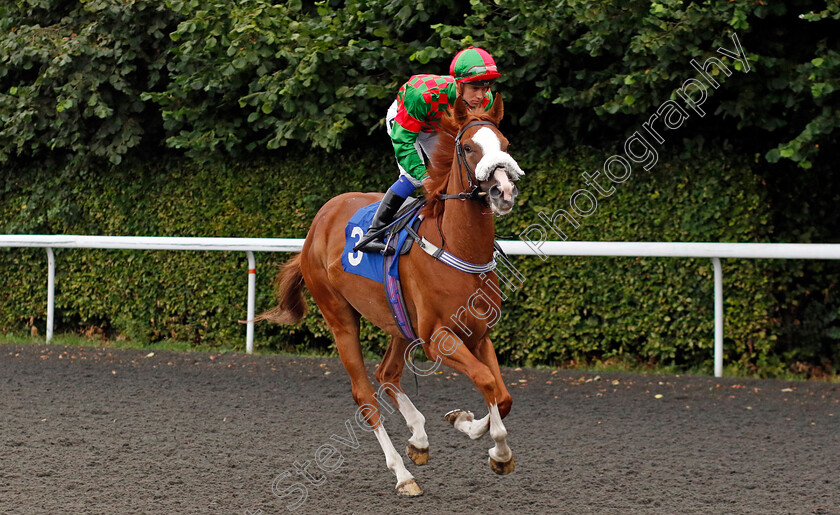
[489,455,515,475]
[406,443,429,465]
[444,409,473,426]
[396,478,423,497]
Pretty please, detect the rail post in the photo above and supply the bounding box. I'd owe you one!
[712,257,723,377]
[46,247,55,343]
[246,251,256,354]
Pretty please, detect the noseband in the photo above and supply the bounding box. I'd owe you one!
[438,120,498,203]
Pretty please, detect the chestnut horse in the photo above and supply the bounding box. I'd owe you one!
[260,94,523,496]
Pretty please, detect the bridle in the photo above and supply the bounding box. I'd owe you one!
[438,120,498,203]
[405,117,514,274]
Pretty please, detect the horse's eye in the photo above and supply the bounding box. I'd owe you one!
[464,144,472,152]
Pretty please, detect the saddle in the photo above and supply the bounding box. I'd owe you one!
[339,197,425,341]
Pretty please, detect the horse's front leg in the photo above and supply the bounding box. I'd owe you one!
[444,409,489,439]
[444,404,513,474]
[472,335,514,474]
[487,402,514,474]
[426,331,515,475]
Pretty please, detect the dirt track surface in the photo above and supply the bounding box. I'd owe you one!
[1,342,838,514]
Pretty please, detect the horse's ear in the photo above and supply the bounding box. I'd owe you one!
[488,93,504,125]
[454,96,469,126]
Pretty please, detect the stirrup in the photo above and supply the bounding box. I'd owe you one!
[358,236,394,256]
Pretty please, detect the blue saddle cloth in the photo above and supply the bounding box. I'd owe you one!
[340,201,418,283]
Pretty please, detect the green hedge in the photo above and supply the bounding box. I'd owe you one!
[5,147,835,376]
[1,151,387,349]
[2,0,837,169]
[497,148,778,373]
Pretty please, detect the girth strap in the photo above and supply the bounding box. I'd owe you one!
[383,232,417,342]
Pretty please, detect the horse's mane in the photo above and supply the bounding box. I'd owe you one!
[421,106,498,219]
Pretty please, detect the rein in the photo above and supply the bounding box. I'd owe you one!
[437,120,497,203]
[409,119,502,275]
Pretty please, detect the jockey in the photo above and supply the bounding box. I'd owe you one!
[357,46,501,255]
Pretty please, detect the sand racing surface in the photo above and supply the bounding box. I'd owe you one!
[1,342,838,514]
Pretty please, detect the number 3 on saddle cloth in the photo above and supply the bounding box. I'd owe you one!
[341,198,425,341]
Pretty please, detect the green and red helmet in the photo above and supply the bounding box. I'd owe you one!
[449,47,500,86]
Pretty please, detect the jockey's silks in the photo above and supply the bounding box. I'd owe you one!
[391,75,494,181]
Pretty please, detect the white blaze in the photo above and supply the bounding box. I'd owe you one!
[471,127,525,181]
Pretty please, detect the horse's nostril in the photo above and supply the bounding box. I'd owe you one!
[512,185,519,197]
[489,185,502,198]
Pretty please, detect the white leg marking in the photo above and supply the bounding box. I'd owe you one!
[453,411,491,440]
[395,392,428,449]
[488,403,512,462]
[374,425,414,487]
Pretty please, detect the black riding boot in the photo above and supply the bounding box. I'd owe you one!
[355,189,405,255]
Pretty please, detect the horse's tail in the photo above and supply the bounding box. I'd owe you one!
[255,254,308,325]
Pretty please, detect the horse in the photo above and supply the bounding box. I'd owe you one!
[259,94,524,496]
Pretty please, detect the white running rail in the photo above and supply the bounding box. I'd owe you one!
[1,235,305,355]
[3,235,840,377]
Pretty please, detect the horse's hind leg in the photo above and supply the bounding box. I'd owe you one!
[375,336,429,465]
[308,283,422,496]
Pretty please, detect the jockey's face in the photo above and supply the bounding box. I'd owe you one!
[457,82,491,109]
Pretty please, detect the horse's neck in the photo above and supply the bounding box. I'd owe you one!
[437,175,496,264]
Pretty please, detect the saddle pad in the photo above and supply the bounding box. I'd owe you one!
[341,201,418,283]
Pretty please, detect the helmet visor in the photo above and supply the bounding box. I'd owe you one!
[464,79,496,88]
